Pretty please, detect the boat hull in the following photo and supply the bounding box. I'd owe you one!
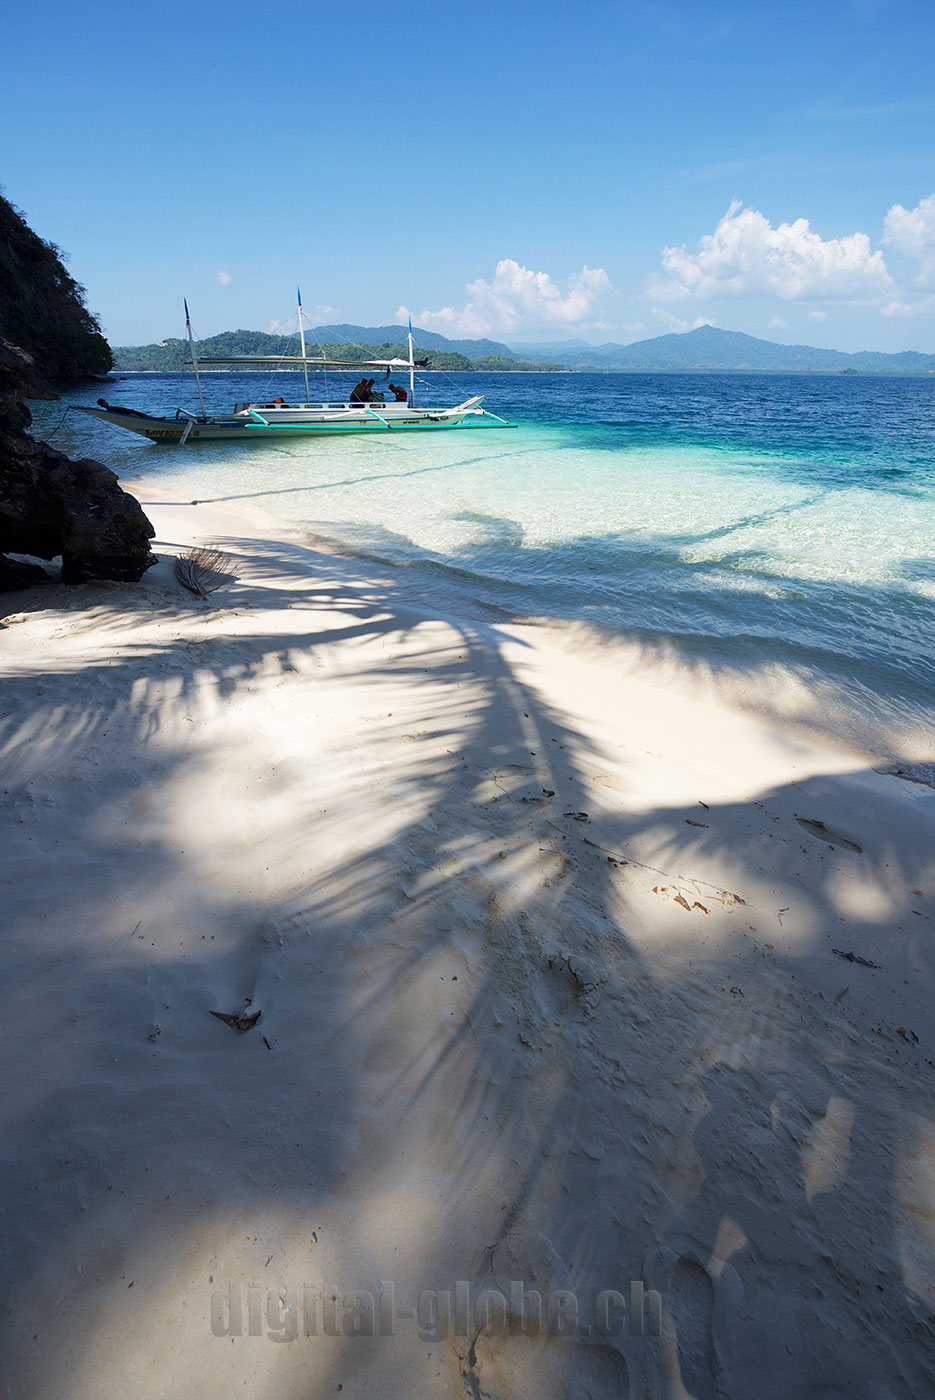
[74,398,515,443]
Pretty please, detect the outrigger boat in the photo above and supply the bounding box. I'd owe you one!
[76,295,516,444]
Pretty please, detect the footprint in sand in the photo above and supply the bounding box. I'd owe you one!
[669,1256,717,1400]
[463,1332,629,1399]
[538,950,607,1018]
[794,816,863,854]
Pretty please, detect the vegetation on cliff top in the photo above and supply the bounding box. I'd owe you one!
[0,192,112,380]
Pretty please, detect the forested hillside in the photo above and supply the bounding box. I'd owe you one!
[113,330,563,373]
[0,193,112,379]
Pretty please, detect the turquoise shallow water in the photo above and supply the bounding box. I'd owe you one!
[31,370,935,764]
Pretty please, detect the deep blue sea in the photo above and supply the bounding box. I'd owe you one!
[31,370,935,767]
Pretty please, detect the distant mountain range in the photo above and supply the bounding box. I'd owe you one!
[111,324,550,373]
[113,322,935,376]
[508,325,935,374]
[304,323,515,358]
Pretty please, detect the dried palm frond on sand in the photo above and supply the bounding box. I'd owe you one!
[174,547,236,599]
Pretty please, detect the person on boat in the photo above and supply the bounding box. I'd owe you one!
[388,383,409,402]
[349,378,369,403]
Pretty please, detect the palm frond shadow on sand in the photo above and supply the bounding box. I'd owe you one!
[1,530,933,1398]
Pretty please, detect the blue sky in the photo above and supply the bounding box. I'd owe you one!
[4,0,935,350]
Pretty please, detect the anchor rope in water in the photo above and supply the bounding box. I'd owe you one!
[35,404,75,440]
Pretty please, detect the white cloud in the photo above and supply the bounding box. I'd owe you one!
[767,316,787,328]
[880,299,912,317]
[652,308,716,333]
[406,259,615,336]
[881,294,935,318]
[808,310,827,321]
[883,194,935,287]
[217,269,232,287]
[651,201,892,304]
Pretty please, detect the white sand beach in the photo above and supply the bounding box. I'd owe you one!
[2,489,934,1398]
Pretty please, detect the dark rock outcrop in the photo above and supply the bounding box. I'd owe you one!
[0,554,49,590]
[0,341,156,590]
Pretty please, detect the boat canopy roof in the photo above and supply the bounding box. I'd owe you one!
[197,354,415,369]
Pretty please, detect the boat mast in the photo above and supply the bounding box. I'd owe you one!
[184,299,207,419]
[297,286,311,406]
[408,317,415,407]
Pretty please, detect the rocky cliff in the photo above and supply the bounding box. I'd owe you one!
[0,341,155,589]
[0,193,112,381]
[0,196,155,590]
